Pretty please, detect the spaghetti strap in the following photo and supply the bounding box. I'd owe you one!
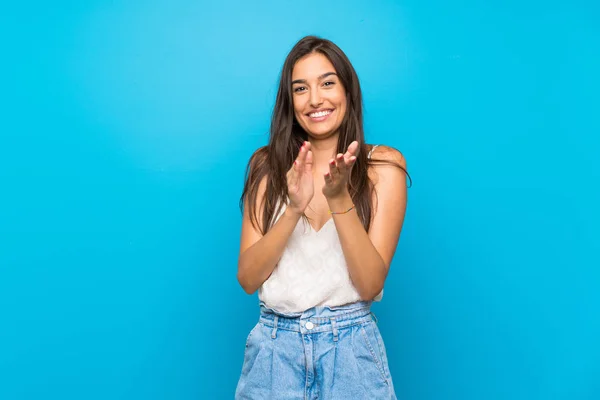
[367,144,380,160]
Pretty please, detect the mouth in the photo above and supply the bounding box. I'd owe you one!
[307,109,334,122]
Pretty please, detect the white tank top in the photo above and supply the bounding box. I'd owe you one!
[258,145,383,314]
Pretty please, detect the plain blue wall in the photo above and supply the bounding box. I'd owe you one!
[1,1,599,399]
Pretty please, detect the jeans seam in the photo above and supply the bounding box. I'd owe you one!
[374,326,392,380]
[359,323,389,385]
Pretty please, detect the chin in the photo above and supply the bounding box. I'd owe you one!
[306,128,334,138]
[302,122,340,137]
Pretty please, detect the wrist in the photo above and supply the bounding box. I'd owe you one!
[284,206,304,219]
[326,191,353,211]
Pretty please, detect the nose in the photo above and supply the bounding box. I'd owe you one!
[309,87,323,108]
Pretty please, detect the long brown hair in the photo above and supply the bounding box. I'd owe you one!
[240,35,411,235]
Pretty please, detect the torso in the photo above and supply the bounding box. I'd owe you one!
[303,174,332,232]
[257,144,385,314]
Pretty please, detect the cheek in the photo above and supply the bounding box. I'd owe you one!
[293,98,306,118]
[337,94,347,118]
[333,89,346,106]
[294,109,305,124]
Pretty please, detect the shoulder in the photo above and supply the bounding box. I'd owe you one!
[244,146,270,183]
[367,144,407,185]
[368,144,406,167]
[242,146,270,201]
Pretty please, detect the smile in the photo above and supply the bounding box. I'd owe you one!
[307,109,334,121]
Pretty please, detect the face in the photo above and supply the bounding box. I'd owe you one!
[291,52,347,139]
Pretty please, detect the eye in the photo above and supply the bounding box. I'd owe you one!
[293,86,306,93]
[323,81,335,87]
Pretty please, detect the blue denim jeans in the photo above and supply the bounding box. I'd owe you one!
[235,301,397,399]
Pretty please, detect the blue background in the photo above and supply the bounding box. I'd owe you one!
[1,1,599,399]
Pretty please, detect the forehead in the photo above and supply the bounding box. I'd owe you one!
[292,52,336,80]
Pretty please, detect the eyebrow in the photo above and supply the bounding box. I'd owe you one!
[291,72,337,85]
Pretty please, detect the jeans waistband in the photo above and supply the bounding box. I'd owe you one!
[258,301,374,334]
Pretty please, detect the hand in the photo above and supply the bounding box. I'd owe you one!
[286,141,314,214]
[322,140,359,199]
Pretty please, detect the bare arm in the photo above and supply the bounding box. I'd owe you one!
[237,185,302,294]
[237,142,314,294]
[326,146,407,300]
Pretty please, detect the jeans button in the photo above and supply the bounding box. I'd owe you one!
[305,321,314,330]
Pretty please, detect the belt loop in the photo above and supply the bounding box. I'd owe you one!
[370,311,378,324]
[330,317,338,342]
[271,316,279,339]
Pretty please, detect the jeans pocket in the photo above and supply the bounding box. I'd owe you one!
[371,321,393,380]
[359,322,390,385]
[245,322,261,349]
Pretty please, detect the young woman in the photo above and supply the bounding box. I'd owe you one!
[235,35,409,399]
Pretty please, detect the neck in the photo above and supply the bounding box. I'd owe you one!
[308,134,339,171]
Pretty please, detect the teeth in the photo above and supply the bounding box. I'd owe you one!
[309,110,332,118]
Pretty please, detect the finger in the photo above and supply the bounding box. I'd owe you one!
[295,142,307,173]
[328,158,339,179]
[347,155,357,168]
[324,171,333,185]
[288,162,297,188]
[345,140,360,159]
[336,153,347,173]
[304,150,313,172]
[291,148,301,171]
[289,143,305,183]
[300,141,310,155]
[301,141,313,166]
